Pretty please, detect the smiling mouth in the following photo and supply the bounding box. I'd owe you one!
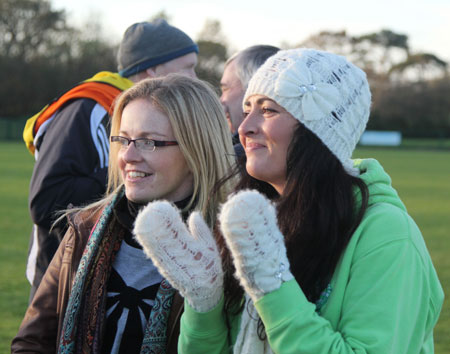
[245,141,265,149]
[127,171,151,178]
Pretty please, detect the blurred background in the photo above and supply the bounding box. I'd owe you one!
[0,0,449,352]
[1,0,450,136]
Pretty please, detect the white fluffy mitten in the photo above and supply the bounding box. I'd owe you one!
[134,201,223,312]
[219,190,293,302]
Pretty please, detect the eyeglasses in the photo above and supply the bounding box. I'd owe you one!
[110,136,178,152]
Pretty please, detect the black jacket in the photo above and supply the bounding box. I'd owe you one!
[27,98,110,297]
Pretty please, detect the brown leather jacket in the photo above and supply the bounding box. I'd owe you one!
[11,208,184,353]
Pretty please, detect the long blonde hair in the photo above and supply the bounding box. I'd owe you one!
[71,74,236,227]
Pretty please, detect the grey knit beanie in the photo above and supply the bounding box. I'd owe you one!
[118,19,199,78]
[244,48,371,176]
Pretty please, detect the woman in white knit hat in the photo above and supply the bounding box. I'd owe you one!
[133,48,444,353]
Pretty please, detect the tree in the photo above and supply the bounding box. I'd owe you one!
[195,19,228,88]
[299,30,354,57]
[0,0,72,61]
[149,10,172,22]
[352,29,409,76]
[369,77,450,137]
[0,0,117,117]
[389,53,448,82]
[298,29,410,80]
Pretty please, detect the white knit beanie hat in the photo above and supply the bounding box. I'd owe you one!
[244,48,371,176]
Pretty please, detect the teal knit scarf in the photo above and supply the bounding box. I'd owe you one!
[58,189,175,353]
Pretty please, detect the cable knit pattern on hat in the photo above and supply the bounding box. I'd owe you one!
[244,48,371,176]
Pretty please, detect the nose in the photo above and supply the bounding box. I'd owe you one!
[121,141,142,162]
[238,109,258,138]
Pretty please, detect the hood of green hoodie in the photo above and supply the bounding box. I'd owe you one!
[353,158,407,212]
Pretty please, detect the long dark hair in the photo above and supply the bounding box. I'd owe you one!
[216,122,369,318]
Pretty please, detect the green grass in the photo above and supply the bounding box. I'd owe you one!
[0,141,34,351]
[0,141,449,352]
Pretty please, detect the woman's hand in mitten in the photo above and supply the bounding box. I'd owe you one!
[134,201,223,312]
[219,190,293,302]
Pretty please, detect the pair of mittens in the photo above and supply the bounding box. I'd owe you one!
[133,190,292,311]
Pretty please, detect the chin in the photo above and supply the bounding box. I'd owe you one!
[246,161,263,179]
[246,168,264,183]
[125,189,151,204]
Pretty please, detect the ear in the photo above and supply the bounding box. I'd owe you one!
[146,67,159,78]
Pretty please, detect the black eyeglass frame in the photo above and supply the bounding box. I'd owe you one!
[110,136,178,152]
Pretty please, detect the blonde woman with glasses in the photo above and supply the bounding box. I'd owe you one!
[12,74,236,354]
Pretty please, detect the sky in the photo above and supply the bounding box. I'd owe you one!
[53,0,450,62]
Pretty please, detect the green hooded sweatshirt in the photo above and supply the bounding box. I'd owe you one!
[179,159,444,353]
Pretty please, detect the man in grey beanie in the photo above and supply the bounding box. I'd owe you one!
[25,18,198,301]
[118,19,198,81]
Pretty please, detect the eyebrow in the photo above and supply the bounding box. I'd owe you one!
[118,130,167,138]
[244,97,276,107]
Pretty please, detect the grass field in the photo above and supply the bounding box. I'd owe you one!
[0,141,34,352]
[0,141,449,353]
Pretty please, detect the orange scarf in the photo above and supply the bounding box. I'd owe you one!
[23,71,133,155]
